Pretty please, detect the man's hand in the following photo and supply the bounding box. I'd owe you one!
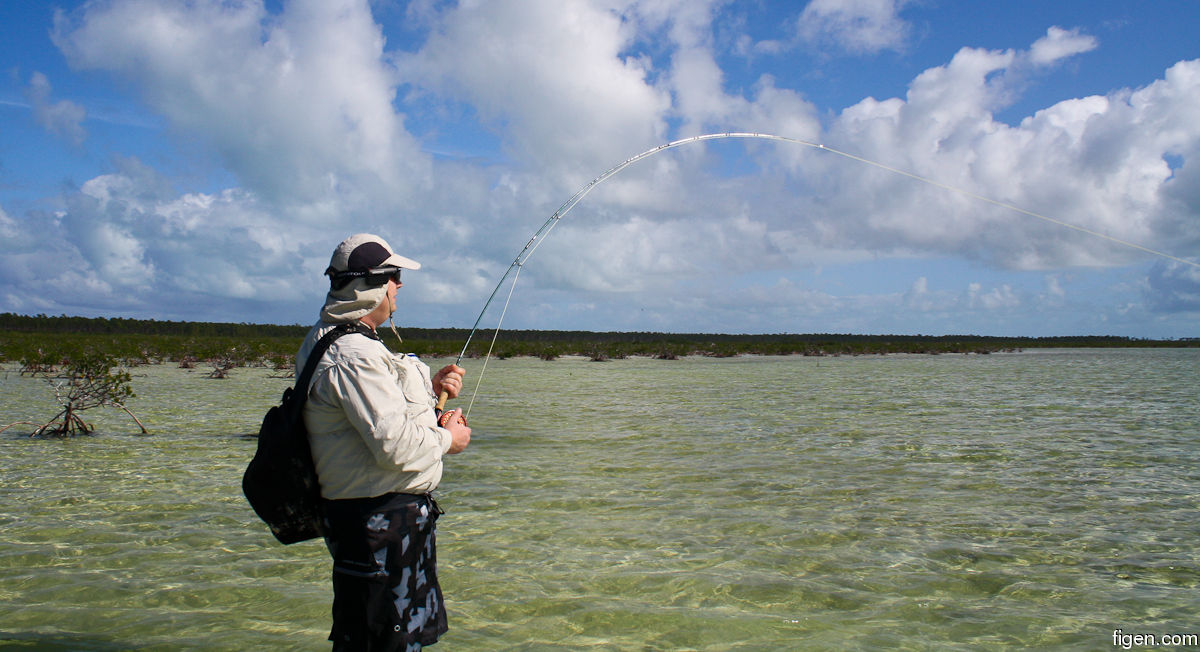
[432,364,465,399]
[441,409,471,454]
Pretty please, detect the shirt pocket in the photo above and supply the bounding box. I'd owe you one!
[393,356,434,413]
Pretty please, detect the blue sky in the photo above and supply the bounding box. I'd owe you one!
[1,0,1198,338]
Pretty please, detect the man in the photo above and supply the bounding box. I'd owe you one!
[297,233,471,650]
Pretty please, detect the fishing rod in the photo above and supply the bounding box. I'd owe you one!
[436,131,1199,415]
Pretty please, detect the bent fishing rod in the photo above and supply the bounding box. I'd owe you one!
[436,131,1199,415]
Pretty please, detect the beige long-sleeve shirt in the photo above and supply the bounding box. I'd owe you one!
[297,321,452,500]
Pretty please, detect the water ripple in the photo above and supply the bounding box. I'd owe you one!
[1,350,1197,649]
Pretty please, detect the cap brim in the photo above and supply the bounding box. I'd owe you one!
[383,253,421,270]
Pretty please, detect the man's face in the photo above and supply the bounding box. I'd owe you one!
[386,277,401,312]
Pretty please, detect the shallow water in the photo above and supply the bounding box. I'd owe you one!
[1,349,1197,650]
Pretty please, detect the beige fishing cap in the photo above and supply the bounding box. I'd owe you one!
[326,233,421,275]
[320,233,421,323]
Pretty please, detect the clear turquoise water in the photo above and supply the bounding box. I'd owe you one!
[1,349,1197,650]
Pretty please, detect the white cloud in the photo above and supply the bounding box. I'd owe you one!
[968,282,1020,310]
[811,42,1200,271]
[796,0,911,55]
[637,0,823,140]
[0,206,17,240]
[24,72,87,146]
[1028,26,1097,67]
[904,276,935,311]
[1146,261,1200,312]
[1044,274,1066,300]
[397,0,671,182]
[6,0,1195,336]
[6,156,328,319]
[52,0,430,212]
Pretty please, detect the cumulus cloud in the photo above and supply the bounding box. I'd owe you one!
[33,0,457,321]
[536,17,1174,293]
[397,0,671,181]
[531,11,1195,300]
[52,0,430,213]
[0,206,17,240]
[14,156,329,319]
[1028,26,1097,67]
[967,282,1020,310]
[1043,274,1066,303]
[1146,261,1200,312]
[6,0,1195,335]
[24,72,87,145]
[812,46,1200,271]
[903,276,936,311]
[796,0,911,55]
[903,276,1032,315]
[666,29,822,139]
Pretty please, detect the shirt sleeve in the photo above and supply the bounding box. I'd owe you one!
[321,353,452,472]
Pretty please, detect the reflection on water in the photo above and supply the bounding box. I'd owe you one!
[1,349,1197,650]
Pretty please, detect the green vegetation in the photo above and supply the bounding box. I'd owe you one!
[2,352,147,437]
[0,313,1194,368]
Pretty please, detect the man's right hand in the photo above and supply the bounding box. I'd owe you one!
[442,409,471,454]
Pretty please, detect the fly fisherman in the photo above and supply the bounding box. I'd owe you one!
[297,233,471,650]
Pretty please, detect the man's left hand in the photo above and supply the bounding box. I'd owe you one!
[432,364,466,398]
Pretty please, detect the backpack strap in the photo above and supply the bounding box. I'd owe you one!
[288,322,380,419]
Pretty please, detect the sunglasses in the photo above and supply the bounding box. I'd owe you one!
[326,266,403,289]
[367,267,403,286]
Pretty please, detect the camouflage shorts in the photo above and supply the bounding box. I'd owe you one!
[323,492,448,651]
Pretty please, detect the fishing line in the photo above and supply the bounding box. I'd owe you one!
[819,144,1200,269]
[450,131,1197,416]
[463,262,523,417]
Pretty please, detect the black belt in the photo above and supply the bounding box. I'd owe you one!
[323,491,442,518]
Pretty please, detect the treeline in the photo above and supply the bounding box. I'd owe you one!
[472,330,1195,360]
[0,313,308,338]
[0,313,1194,370]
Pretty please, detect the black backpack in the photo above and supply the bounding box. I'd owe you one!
[242,322,370,544]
